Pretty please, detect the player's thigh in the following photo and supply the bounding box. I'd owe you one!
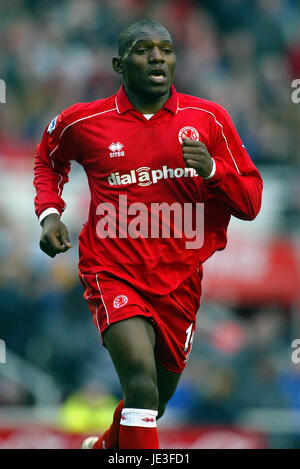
[103,316,157,388]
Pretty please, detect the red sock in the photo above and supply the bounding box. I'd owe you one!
[119,426,159,449]
[119,408,159,449]
[92,399,124,449]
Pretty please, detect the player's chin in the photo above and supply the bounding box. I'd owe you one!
[144,82,171,97]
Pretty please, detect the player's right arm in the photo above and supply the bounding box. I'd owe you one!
[34,113,74,257]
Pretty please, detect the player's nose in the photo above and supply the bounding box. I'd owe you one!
[148,47,164,63]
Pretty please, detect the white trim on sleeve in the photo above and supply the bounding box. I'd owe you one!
[203,158,216,180]
[39,207,60,224]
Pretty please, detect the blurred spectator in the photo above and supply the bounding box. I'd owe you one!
[0,0,299,163]
[58,382,119,433]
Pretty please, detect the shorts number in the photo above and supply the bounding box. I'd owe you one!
[184,323,194,352]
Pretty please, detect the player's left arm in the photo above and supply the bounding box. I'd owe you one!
[182,107,263,221]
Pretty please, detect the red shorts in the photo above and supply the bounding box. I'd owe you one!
[79,268,202,373]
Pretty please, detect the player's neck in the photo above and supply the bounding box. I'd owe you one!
[124,86,171,114]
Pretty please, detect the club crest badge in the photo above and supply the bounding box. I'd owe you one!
[178,126,199,144]
[113,295,128,309]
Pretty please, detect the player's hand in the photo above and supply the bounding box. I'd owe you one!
[182,137,214,178]
[40,213,72,258]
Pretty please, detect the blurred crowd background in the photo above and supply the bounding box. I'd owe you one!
[1,0,300,449]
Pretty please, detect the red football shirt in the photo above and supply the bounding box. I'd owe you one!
[34,85,263,295]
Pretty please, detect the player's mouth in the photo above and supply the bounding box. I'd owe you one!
[148,68,168,84]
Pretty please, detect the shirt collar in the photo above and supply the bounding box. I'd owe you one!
[115,84,178,115]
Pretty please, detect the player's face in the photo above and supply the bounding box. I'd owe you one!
[119,28,176,99]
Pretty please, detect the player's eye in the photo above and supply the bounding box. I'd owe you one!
[135,48,147,54]
[162,48,173,53]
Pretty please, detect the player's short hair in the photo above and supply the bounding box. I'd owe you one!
[117,20,172,57]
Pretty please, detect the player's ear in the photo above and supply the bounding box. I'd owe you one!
[112,57,124,74]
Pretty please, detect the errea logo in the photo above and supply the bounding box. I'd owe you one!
[109,142,125,158]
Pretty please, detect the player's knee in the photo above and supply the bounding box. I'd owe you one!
[124,373,159,410]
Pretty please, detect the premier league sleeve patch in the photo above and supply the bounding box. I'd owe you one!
[47,115,59,134]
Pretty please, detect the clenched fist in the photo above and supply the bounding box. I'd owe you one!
[40,213,72,258]
[182,137,214,179]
